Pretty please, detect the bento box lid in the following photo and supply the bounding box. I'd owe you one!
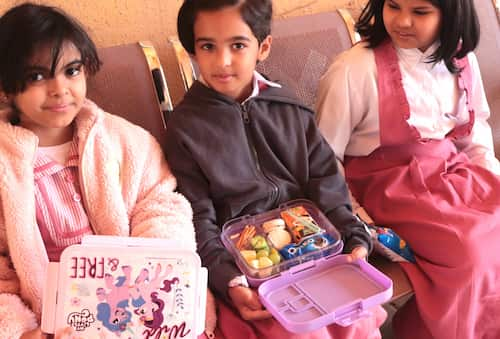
[258,254,393,333]
[41,235,207,339]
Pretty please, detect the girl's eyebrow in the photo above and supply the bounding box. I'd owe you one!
[410,7,435,12]
[195,36,252,43]
[65,59,83,66]
[25,65,50,73]
[195,37,214,43]
[229,36,252,42]
[410,1,436,9]
[26,59,83,72]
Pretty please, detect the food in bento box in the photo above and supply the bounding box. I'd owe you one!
[280,233,336,260]
[235,224,256,250]
[267,228,292,250]
[280,206,323,243]
[240,250,257,262]
[239,247,281,268]
[268,248,281,265]
[262,218,286,233]
[250,235,269,251]
[222,200,347,286]
[235,227,284,270]
[232,203,341,279]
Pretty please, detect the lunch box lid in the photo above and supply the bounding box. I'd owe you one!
[258,254,393,333]
[41,235,207,337]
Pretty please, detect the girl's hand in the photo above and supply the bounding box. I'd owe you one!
[346,245,368,262]
[228,285,272,321]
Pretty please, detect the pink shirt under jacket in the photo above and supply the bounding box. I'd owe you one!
[0,100,195,337]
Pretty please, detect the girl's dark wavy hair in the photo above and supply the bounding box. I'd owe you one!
[177,0,272,54]
[355,0,480,73]
[0,2,101,95]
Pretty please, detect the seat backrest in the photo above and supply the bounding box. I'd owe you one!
[169,37,198,93]
[256,9,358,109]
[170,9,358,109]
[474,0,500,157]
[86,41,172,152]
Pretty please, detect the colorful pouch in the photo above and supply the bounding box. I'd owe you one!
[370,226,416,263]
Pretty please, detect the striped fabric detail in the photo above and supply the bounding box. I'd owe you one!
[34,140,93,262]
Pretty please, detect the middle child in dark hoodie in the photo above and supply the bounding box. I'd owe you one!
[165,1,386,338]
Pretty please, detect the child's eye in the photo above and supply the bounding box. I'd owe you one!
[387,1,400,10]
[413,10,431,16]
[200,43,214,51]
[26,72,45,83]
[65,65,83,77]
[232,43,246,50]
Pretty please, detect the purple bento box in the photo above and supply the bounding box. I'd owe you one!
[221,199,393,333]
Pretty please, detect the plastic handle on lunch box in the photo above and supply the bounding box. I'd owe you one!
[335,305,371,327]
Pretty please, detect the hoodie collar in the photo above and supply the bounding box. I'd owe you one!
[198,70,281,104]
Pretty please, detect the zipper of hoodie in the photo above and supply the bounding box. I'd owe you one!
[240,102,280,206]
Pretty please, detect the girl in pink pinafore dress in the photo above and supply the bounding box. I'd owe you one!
[317,0,500,338]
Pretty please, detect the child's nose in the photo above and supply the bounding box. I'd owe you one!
[396,12,412,27]
[48,75,69,96]
[217,49,232,67]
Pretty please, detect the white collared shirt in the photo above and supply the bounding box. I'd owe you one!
[199,70,281,103]
[243,71,282,102]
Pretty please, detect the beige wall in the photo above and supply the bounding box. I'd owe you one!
[0,0,366,104]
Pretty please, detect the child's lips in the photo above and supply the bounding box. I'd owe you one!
[44,103,72,112]
[395,31,414,39]
[213,74,234,82]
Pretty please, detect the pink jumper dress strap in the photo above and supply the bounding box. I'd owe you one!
[374,39,420,145]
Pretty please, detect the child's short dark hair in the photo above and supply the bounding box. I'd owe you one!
[0,2,101,94]
[356,0,479,73]
[177,0,272,54]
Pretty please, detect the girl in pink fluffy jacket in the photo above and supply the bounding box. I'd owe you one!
[0,3,202,338]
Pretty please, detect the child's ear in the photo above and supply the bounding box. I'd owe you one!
[257,35,272,62]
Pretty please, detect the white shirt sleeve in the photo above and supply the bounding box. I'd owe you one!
[453,52,500,174]
[316,43,380,224]
[316,43,380,163]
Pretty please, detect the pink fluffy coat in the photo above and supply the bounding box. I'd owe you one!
[0,100,196,337]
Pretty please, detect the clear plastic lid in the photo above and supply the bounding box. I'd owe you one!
[221,199,343,286]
